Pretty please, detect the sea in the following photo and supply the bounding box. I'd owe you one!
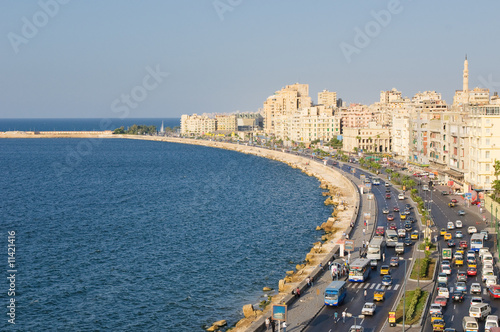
[0,119,331,331]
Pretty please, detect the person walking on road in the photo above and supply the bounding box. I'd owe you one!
[342,311,346,323]
[282,321,287,332]
[271,318,276,332]
[382,253,385,261]
[306,277,311,287]
[364,289,367,300]
[334,312,338,323]
[265,317,270,330]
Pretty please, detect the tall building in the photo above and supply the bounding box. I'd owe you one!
[263,83,312,134]
[453,56,470,106]
[318,90,337,108]
[215,115,237,132]
[180,114,217,135]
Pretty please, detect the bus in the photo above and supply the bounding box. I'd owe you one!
[386,230,398,247]
[349,258,371,282]
[367,236,385,260]
[470,233,484,251]
[324,280,347,306]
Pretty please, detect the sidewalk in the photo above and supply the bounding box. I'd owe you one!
[281,165,378,331]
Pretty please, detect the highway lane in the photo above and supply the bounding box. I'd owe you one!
[304,164,415,332]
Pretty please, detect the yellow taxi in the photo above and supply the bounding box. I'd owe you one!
[440,228,447,236]
[456,249,464,255]
[431,312,444,323]
[400,213,407,220]
[380,265,390,275]
[432,319,445,331]
[467,257,477,268]
[444,233,452,241]
[454,255,464,266]
[374,289,385,301]
[411,230,419,240]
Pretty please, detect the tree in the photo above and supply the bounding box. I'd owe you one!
[113,126,125,134]
[492,159,500,201]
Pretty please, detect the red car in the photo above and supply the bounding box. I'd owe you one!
[393,206,400,212]
[434,296,447,307]
[386,193,391,199]
[471,200,480,205]
[451,198,458,203]
[389,223,397,230]
[376,226,385,235]
[488,285,500,298]
[467,267,477,276]
[387,214,395,221]
[459,241,468,248]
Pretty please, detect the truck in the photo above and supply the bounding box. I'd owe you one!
[442,248,452,260]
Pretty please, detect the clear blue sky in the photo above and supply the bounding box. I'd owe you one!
[1,0,500,118]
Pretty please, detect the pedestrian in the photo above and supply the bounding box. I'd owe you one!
[306,277,311,287]
[363,228,366,236]
[342,311,346,323]
[362,240,366,248]
[480,207,483,213]
[265,317,270,330]
[311,276,314,286]
[319,263,323,271]
[271,318,276,332]
[346,233,349,240]
[334,311,338,323]
[296,287,301,298]
[282,321,287,332]
[364,220,367,227]
[364,289,367,299]
[382,253,385,261]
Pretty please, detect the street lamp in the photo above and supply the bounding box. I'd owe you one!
[345,313,365,330]
[399,256,407,330]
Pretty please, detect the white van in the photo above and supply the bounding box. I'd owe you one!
[479,248,491,259]
[463,316,479,332]
[469,303,491,320]
[483,253,494,265]
[485,315,499,331]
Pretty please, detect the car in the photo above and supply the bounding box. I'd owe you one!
[402,237,412,246]
[444,328,456,332]
[470,296,483,306]
[374,288,385,301]
[441,190,449,195]
[488,285,500,299]
[485,315,499,331]
[467,250,476,259]
[482,269,495,281]
[457,271,467,282]
[434,296,448,307]
[458,210,466,216]
[361,302,376,316]
[376,226,385,235]
[467,257,477,268]
[370,259,378,269]
[404,203,412,210]
[444,233,452,241]
[385,182,390,187]
[432,319,445,331]
[452,291,464,302]
[447,239,456,247]
[438,273,448,283]
[387,214,395,221]
[382,275,393,286]
[403,208,411,215]
[442,260,451,266]
[468,226,477,234]
[390,257,399,267]
[372,179,380,185]
[485,276,498,288]
[451,198,458,203]
[447,221,455,230]
[393,206,400,212]
[398,229,406,238]
[407,217,416,223]
[398,193,405,200]
[459,241,468,248]
[431,312,444,323]
[380,265,390,275]
[389,223,397,230]
[411,230,419,240]
[470,283,482,294]
[456,220,463,228]
[400,213,407,220]
[441,265,451,275]
[481,230,489,240]
[440,228,447,236]
[382,207,389,214]
[386,193,391,199]
[468,267,477,276]
[455,282,467,293]
[438,287,449,298]
[385,188,391,193]
[404,222,412,230]
[455,230,463,238]
[429,303,442,315]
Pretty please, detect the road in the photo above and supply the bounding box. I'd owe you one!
[304,163,416,332]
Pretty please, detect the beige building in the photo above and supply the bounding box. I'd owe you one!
[318,90,337,108]
[380,88,403,103]
[215,115,237,132]
[343,122,391,153]
[391,114,411,160]
[181,114,217,135]
[339,104,374,128]
[289,106,340,143]
[263,83,312,134]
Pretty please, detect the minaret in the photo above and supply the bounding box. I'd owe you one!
[463,55,469,92]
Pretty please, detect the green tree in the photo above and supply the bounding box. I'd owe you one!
[113,126,125,134]
[492,159,500,201]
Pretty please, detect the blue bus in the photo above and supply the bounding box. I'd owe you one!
[349,258,371,282]
[324,281,347,306]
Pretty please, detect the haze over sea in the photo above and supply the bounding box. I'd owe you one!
[1,119,330,331]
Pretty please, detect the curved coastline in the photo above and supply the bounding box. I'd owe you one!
[122,136,360,331]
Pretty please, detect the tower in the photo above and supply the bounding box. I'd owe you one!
[463,55,469,92]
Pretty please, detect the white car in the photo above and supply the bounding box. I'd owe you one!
[429,303,442,315]
[470,296,483,305]
[486,315,499,331]
[438,287,449,298]
[441,264,451,275]
[447,221,455,230]
[398,193,405,200]
[482,269,495,282]
[483,263,493,271]
[398,229,406,238]
[361,302,376,316]
[468,226,477,234]
[455,220,463,228]
[485,276,497,288]
[470,283,482,294]
[437,273,448,283]
[385,182,390,187]
[372,179,380,185]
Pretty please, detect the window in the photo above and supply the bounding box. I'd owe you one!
[486,138,490,145]
[486,176,490,184]
[486,151,490,158]
[486,164,490,171]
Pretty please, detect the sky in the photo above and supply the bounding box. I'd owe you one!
[1,0,500,118]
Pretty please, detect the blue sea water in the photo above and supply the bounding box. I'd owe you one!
[0,118,179,132]
[0,136,330,331]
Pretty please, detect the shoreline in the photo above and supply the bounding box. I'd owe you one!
[2,133,360,331]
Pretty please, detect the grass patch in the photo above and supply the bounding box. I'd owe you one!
[395,290,429,325]
[418,242,436,251]
[410,257,436,280]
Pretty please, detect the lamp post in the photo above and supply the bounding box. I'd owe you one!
[399,256,407,330]
[345,313,365,329]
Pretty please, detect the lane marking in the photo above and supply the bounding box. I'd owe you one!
[394,284,400,290]
[364,283,370,289]
[370,283,376,289]
[376,283,381,289]
[451,315,454,321]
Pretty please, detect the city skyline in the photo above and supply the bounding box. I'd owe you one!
[1,1,500,118]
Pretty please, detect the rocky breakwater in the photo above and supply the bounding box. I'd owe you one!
[120,136,359,332]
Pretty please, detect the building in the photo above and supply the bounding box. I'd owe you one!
[180,114,217,135]
[453,56,470,106]
[339,104,374,128]
[391,114,411,160]
[342,122,391,153]
[215,115,237,133]
[318,90,337,108]
[380,88,403,103]
[288,106,340,144]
